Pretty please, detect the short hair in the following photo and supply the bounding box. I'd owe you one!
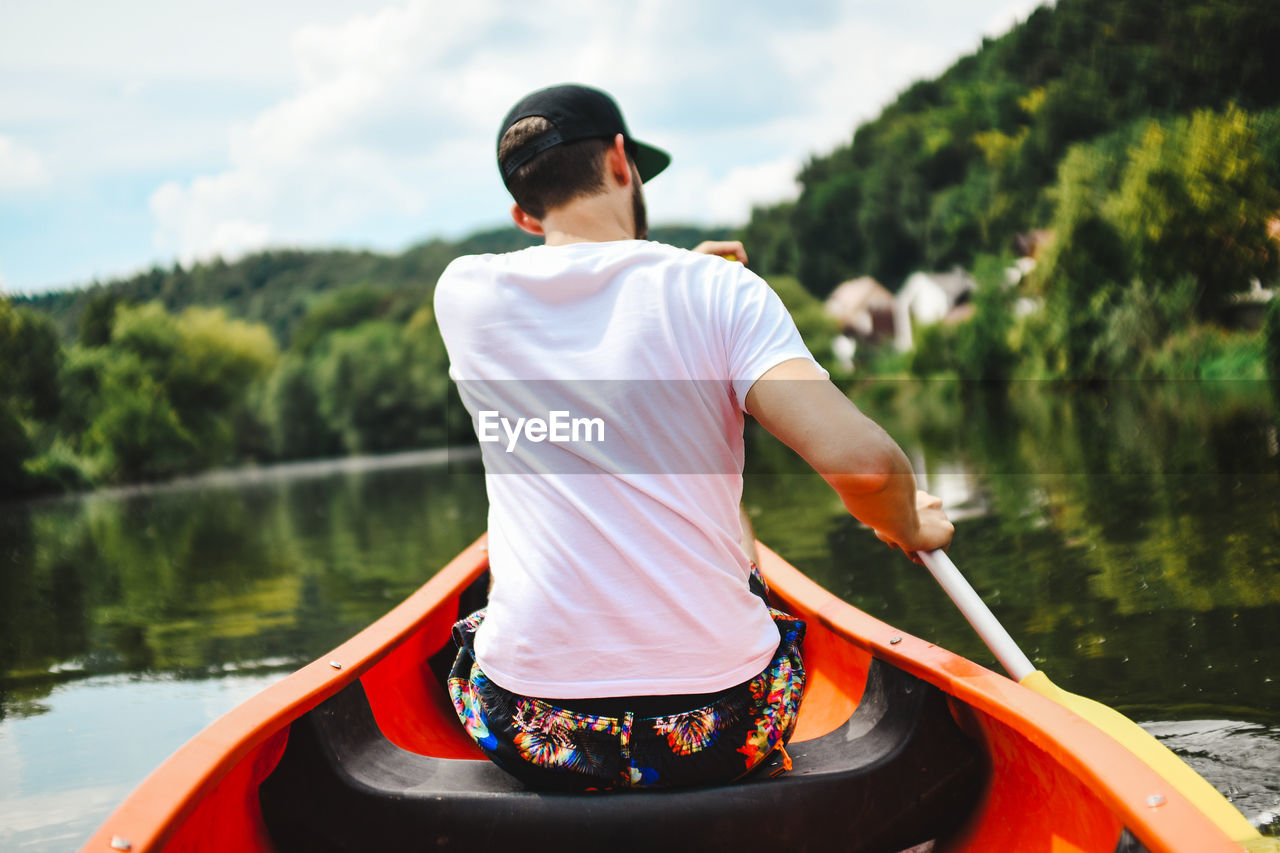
[498,117,611,219]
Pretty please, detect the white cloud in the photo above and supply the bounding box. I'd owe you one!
[651,157,801,228]
[126,0,1033,269]
[0,135,49,191]
[147,0,521,262]
[983,0,1048,39]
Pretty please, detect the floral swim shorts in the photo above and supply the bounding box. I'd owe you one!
[447,589,805,791]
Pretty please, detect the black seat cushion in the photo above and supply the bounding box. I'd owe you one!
[259,657,986,852]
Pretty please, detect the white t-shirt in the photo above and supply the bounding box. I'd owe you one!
[434,239,822,698]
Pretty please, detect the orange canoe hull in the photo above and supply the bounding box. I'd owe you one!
[82,537,1248,853]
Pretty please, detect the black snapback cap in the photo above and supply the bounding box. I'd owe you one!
[497,84,671,188]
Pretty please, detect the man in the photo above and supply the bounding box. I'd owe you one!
[434,84,952,791]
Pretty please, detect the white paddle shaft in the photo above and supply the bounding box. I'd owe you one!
[918,549,1036,682]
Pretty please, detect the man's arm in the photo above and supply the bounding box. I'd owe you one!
[744,357,953,557]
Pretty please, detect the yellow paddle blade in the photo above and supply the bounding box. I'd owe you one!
[1019,670,1271,846]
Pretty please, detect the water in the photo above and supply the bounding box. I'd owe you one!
[1,381,1278,848]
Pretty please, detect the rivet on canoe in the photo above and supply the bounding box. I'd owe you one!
[889,636,902,645]
[110,837,133,851]
[1146,794,1165,807]
[329,660,343,670]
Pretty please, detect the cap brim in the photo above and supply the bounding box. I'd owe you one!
[632,141,671,183]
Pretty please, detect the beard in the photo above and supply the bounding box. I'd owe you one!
[630,166,648,239]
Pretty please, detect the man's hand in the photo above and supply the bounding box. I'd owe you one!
[874,490,954,563]
[693,240,748,265]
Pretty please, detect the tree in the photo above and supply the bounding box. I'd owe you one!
[262,354,342,461]
[738,202,799,279]
[312,320,435,454]
[290,285,392,357]
[71,303,277,480]
[77,289,123,347]
[79,355,197,482]
[0,300,65,498]
[1031,145,1131,379]
[1266,295,1280,383]
[955,255,1016,383]
[1106,107,1279,318]
[1,300,63,422]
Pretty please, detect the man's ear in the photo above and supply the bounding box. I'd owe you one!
[605,133,632,186]
[510,203,545,236]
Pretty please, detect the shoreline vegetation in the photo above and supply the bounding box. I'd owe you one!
[6,0,1280,500]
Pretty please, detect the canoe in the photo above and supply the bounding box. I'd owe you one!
[82,536,1270,853]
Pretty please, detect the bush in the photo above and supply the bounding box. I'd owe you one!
[1265,296,1280,382]
[1143,326,1266,380]
[262,354,342,460]
[765,276,840,372]
[1092,277,1197,376]
[0,408,35,500]
[910,322,958,378]
[1106,108,1279,318]
[955,255,1015,382]
[22,443,91,494]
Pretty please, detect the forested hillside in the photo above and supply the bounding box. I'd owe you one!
[2,225,735,499]
[745,0,1280,295]
[17,226,721,345]
[9,0,1280,497]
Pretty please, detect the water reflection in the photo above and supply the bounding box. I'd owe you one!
[743,381,1280,717]
[0,455,490,722]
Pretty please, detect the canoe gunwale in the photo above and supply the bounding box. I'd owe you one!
[83,535,1248,853]
[754,542,1245,853]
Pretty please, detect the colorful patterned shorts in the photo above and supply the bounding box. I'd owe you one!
[447,591,805,791]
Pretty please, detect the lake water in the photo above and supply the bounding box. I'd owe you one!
[2,382,1278,849]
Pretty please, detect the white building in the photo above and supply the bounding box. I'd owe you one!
[893,269,977,351]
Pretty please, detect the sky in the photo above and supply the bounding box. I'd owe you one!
[0,0,1043,295]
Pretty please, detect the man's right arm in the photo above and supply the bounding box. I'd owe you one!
[744,357,954,558]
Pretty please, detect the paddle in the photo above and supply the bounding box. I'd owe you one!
[917,548,1265,846]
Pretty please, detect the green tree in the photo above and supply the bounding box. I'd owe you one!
[955,255,1015,383]
[1,300,63,422]
[168,306,278,461]
[70,303,277,481]
[77,289,123,347]
[290,285,392,357]
[0,300,65,498]
[262,354,342,460]
[738,202,799,279]
[1106,107,1279,318]
[312,320,436,453]
[1031,146,1131,379]
[1265,295,1280,383]
[402,306,457,445]
[80,355,198,481]
[909,322,959,379]
[0,406,35,498]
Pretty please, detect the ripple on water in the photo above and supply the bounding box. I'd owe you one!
[1143,719,1280,836]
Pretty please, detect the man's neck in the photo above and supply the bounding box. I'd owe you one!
[539,193,637,246]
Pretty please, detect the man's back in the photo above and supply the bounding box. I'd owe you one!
[435,239,817,699]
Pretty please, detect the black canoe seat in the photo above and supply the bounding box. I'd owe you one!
[259,657,986,853]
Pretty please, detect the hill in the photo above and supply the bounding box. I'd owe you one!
[744,0,1280,296]
[17,225,725,345]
